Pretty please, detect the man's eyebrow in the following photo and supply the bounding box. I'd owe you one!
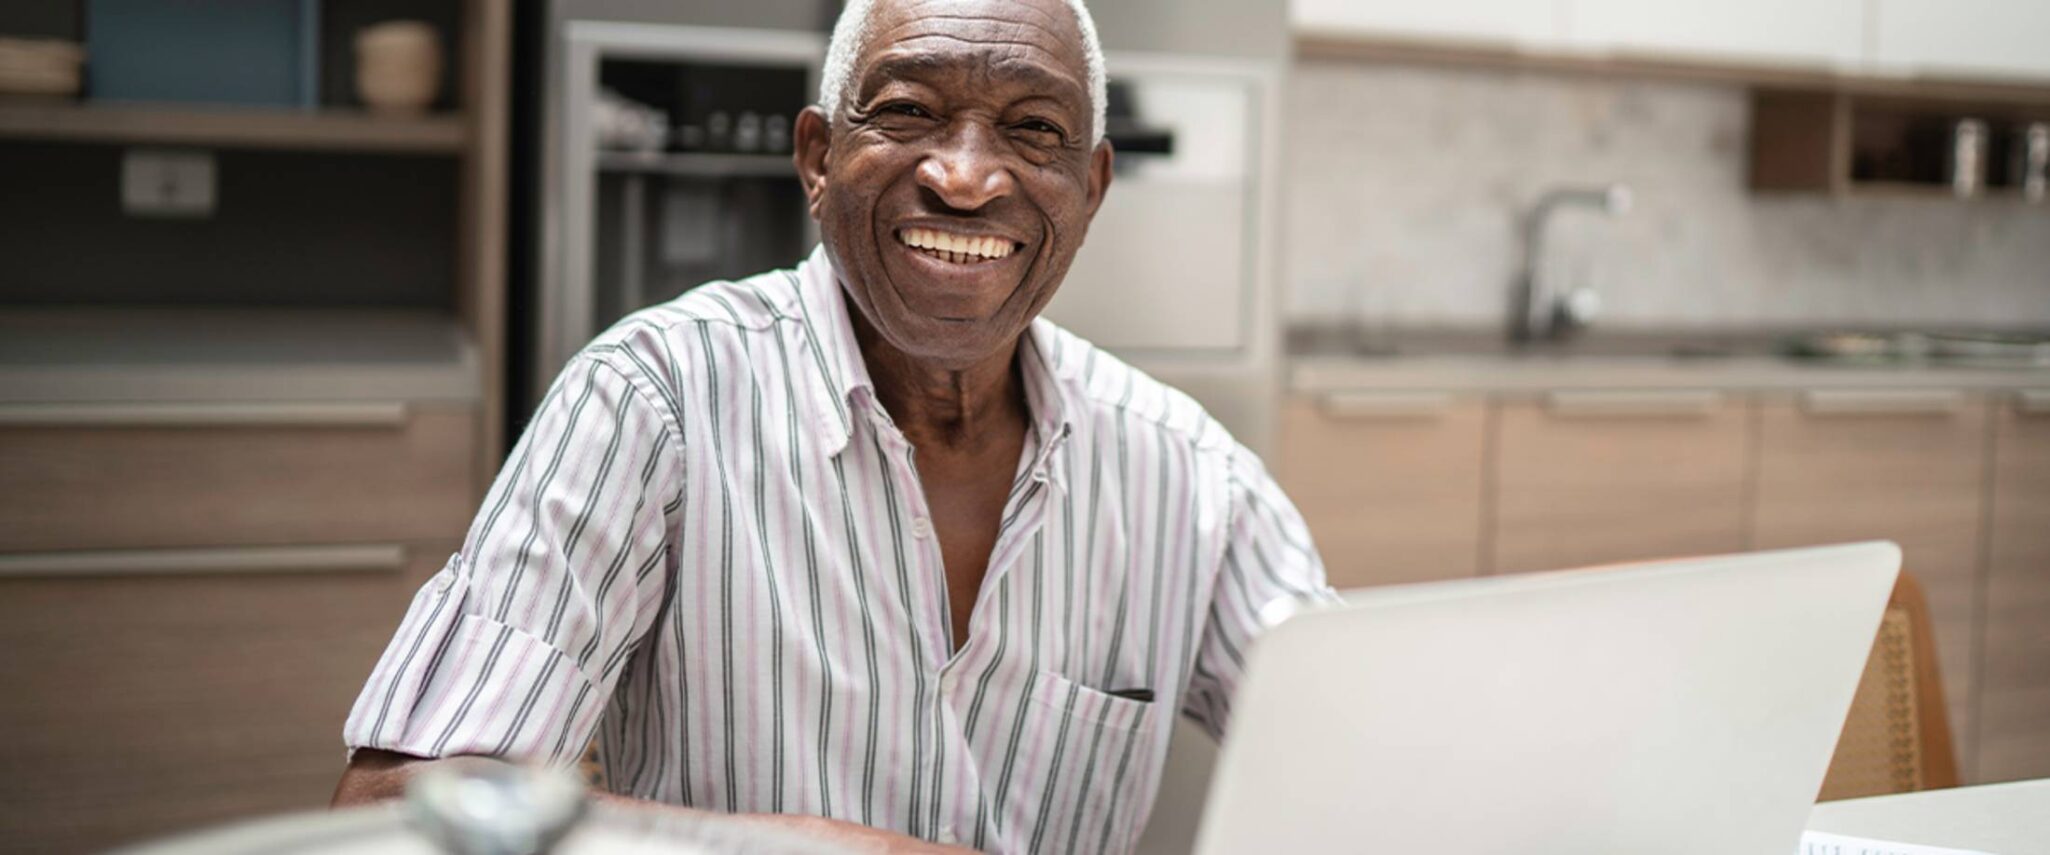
[862,52,950,89]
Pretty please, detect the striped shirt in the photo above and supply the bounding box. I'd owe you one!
[344,246,1333,854]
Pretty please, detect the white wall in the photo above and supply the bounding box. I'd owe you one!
[1284,60,2050,331]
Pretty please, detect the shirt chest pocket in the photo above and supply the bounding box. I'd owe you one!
[989,669,1164,855]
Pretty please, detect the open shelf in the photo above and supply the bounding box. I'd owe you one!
[596,149,796,178]
[1750,88,2050,201]
[0,101,467,154]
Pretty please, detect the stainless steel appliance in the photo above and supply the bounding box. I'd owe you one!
[535,21,822,400]
[1039,53,1283,450]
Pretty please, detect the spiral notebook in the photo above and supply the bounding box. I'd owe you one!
[1800,831,1997,855]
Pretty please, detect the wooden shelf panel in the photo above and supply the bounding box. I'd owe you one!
[1849,180,2041,202]
[0,101,467,154]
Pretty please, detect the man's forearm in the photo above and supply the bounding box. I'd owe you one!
[332,749,970,854]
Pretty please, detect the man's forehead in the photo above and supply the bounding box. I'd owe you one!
[861,47,1086,104]
[858,0,1088,98]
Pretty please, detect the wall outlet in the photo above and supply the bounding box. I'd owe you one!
[122,149,216,218]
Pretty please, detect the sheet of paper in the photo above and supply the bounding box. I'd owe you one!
[1799,830,1998,855]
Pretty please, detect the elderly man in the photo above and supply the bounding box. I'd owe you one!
[331,0,1330,851]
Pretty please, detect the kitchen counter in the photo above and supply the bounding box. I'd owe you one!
[0,308,482,405]
[1290,328,2050,394]
[1293,353,2050,394]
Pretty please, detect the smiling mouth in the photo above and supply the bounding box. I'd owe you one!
[896,227,1023,266]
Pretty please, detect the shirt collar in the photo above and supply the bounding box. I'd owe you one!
[791,245,1076,483]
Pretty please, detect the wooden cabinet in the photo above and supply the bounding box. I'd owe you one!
[1277,393,1487,588]
[1291,379,2044,784]
[1751,390,1991,777]
[1297,0,2050,86]
[0,403,477,553]
[1493,391,1752,573]
[0,544,449,853]
[1979,391,2050,783]
[1566,0,1865,70]
[1872,0,2050,82]
[0,402,483,852]
[0,1,510,850]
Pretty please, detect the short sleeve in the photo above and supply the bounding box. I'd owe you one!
[344,355,683,766]
[1180,446,1339,740]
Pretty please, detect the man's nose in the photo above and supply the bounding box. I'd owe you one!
[915,123,1016,211]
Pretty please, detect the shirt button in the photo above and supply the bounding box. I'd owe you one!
[431,573,454,594]
[1031,469,1048,483]
[937,826,958,845]
[912,517,933,539]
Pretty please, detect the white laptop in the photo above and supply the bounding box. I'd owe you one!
[1192,541,1902,855]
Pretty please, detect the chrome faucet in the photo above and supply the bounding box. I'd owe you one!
[1510,183,1632,344]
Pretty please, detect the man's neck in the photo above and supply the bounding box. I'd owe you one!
[847,301,1029,454]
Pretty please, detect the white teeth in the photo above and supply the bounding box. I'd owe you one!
[898,227,1016,261]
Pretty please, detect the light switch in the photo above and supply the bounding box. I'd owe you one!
[122,149,216,218]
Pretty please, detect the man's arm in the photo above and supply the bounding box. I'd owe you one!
[340,356,683,769]
[334,355,967,853]
[1181,447,1341,739]
[332,749,970,854]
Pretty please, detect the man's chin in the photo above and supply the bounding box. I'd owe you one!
[876,314,1017,368]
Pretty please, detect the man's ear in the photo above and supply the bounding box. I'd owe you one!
[1084,139,1114,219]
[793,106,832,221]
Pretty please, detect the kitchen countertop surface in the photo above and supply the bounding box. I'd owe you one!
[1290,328,2050,394]
[0,308,482,405]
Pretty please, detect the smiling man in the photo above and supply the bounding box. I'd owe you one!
[331,0,1331,852]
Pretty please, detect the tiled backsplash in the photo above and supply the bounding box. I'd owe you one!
[1284,60,2050,331]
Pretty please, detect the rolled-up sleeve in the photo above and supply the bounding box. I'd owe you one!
[1181,447,1339,741]
[344,354,682,766]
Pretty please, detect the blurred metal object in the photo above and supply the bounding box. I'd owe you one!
[1557,286,1604,333]
[592,87,668,152]
[1509,183,1632,345]
[732,110,763,153]
[406,761,588,855]
[110,794,854,855]
[1781,331,2050,368]
[2020,122,2048,203]
[1950,118,1987,198]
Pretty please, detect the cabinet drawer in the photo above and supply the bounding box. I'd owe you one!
[1752,392,1989,779]
[0,402,476,552]
[1493,392,1752,574]
[0,542,446,853]
[1981,392,2050,783]
[1277,393,1487,588]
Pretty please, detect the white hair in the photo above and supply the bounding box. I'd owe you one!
[818,0,1108,145]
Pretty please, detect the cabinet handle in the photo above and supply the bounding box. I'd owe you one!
[1319,391,1456,420]
[1801,390,1964,417]
[0,544,408,578]
[1544,391,1722,418]
[2018,390,2050,416]
[0,402,409,428]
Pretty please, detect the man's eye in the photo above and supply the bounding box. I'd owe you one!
[880,102,933,119]
[1012,119,1067,143]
